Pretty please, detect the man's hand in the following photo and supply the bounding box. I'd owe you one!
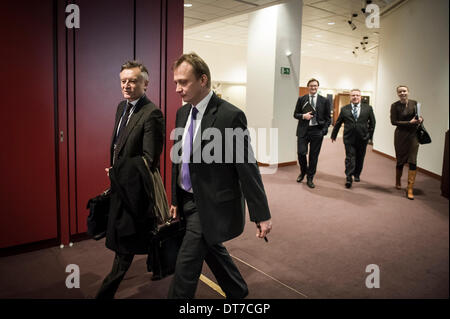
[105,167,112,177]
[256,219,272,239]
[410,116,423,125]
[303,112,314,120]
[170,205,177,219]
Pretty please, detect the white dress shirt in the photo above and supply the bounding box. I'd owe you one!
[178,90,214,192]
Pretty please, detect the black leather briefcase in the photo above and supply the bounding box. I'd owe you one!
[86,189,110,240]
[146,218,186,281]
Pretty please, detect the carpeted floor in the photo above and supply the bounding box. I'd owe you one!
[0,138,448,299]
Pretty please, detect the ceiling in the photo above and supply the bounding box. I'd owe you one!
[184,0,405,66]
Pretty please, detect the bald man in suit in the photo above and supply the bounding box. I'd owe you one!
[331,89,376,188]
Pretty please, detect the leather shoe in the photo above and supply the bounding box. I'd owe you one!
[354,176,360,182]
[306,179,315,188]
[296,173,305,183]
[345,180,352,188]
[227,287,249,299]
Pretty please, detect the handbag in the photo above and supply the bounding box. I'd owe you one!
[142,156,186,280]
[86,188,111,240]
[417,123,431,144]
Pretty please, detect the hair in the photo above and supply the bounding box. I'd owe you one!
[120,60,149,82]
[173,52,211,89]
[396,85,409,92]
[307,78,319,87]
[350,89,361,94]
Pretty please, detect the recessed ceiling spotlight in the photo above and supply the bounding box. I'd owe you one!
[204,35,211,38]
[348,13,358,31]
[184,3,192,7]
[315,34,322,38]
[328,22,335,25]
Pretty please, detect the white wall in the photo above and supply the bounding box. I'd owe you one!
[373,0,449,175]
[299,55,376,92]
[246,5,278,132]
[215,83,247,112]
[272,0,303,164]
[184,38,247,83]
[246,1,302,165]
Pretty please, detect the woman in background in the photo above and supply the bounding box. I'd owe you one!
[390,85,423,200]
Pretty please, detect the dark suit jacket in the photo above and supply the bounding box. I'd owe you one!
[106,157,156,254]
[293,94,331,137]
[331,103,376,144]
[105,95,165,254]
[110,95,164,169]
[171,92,271,246]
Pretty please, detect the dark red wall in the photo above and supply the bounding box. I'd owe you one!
[0,1,58,248]
[0,0,183,249]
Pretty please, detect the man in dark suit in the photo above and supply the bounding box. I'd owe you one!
[96,61,164,298]
[293,79,331,188]
[331,89,376,188]
[168,52,272,299]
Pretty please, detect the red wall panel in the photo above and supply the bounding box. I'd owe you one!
[135,0,164,183]
[0,0,184,249]
[0,1,58,248]
[165,0,184,203]
[72,0,134,235]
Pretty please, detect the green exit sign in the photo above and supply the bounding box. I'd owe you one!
[281,67,290,75]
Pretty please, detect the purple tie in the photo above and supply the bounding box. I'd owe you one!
[181,106,198,191]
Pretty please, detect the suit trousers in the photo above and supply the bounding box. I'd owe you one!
[344,141,368,179]
[168,190,248,299]
[95,253,134,299]
[297,125,324,179]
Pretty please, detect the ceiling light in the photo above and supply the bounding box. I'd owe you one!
[348,13,358,31]
[328,22,335,25]
[184,3,192,7]
[204,35,211,38]
[315,34,322,38]
[361,0,373,14]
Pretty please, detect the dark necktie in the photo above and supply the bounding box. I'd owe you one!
[310,95,318,125]
[181,106,199,191]
[115,102,133,144]
[352,104,358,120]
[310,95,315,109]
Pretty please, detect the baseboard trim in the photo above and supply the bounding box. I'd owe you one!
[0,238,60,257]
[372,149,441,181]
[257,161,297,167]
